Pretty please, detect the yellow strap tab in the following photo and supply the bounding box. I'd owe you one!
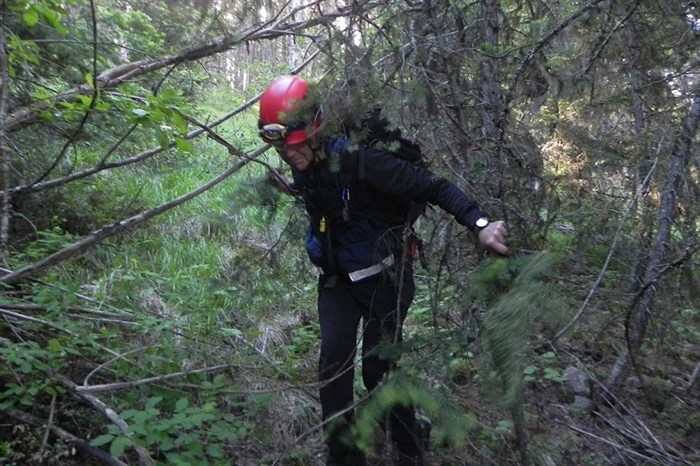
[319,217,326,233]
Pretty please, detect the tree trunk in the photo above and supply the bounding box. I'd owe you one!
[478,0,502,190]
[0,3,10,261]
[606,92,700,392]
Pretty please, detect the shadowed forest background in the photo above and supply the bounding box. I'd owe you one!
[1,0,699,465]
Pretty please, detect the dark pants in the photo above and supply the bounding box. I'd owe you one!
[318,265,421,465]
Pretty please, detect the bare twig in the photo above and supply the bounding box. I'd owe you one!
[0,302,133,320]
[546,155,660,346]
[39,394,57,457]
[82,346,151,388]
[78,363,231,393]
[687,361,700,393]
[52,373,155,466]
[2,49,318,201]
[0,266,127,311]
[184,115,297,194]
[570,425,659,463]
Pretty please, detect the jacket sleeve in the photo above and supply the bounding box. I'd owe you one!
[356,146,489,233]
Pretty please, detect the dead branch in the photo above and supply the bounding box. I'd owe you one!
[3,1,357,134]
[1,303,134,320]
[569,425,660,464]
[688,361,700,393]
[2,408,128,466]
[546,155,660,346]
[3,50,319,200]
[0,265,127,312]
[0,146,267,285]
[0,307,76,335]
[78,363,231,393]
[607,93,700,391]
[51,372,155,466]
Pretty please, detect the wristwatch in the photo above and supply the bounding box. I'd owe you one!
[475,217,490,232]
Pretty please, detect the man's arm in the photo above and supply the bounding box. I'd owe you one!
[358,147,509,254]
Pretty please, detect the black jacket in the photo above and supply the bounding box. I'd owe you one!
[294,139,488,277]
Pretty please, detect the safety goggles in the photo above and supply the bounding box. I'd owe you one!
[258,123,288,145]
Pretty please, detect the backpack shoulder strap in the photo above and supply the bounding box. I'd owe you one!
[325,137,365,182]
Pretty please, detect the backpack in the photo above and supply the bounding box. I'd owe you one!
[327,107,429,225]
[303,108,428,277]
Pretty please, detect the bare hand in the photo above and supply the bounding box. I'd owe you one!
[478,220,509,255]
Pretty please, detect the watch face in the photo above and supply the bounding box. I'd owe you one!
[476,217,489,228]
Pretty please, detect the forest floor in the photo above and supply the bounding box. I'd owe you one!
[230,318,700,466]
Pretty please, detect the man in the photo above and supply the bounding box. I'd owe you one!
[258,75,508,466]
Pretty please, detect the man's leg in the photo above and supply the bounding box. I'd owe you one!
[318,277,365,466]
[357,271,424,465]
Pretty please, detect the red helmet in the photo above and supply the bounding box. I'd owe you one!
[258,75,319,146]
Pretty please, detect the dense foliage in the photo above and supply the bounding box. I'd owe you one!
[1,0,698,465]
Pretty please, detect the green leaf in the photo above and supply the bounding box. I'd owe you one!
[145,396,163,410]
[119,409,139,420]
[47,339,62,352]
[90,434,114,446]
[207,443,224,458]
[175,397,189,412]
[109,436,132,458]
[171,112,188,133]
[36,4,68,35]
[23,10,39,27]
[78,95,93,107]
[175,136,193,153]
[155,127,170,149]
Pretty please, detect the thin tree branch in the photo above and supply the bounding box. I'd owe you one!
[607,92,700,391]
[2,49,319,200]
[503,0,607,107]
[547,155,660,345]
[3,2,359,133]
[582,1,641,76]
[78,363,231,393]
[1,302,134,320]
[0,307,77,335]
[38,394,57,458]
[0,145,266,285]
[34,0,102,186]
[0,265,128,312]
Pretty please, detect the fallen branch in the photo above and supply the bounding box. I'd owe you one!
[688,361,700,393]
[3,407,128,466]
[0,265,127,312]
[78,363,231,393]
[52,372,155,466]
[1,302,133,320]
[0,308,76,335]
[570,425,658,464]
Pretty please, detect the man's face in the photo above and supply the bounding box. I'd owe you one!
[279,141,314,171]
